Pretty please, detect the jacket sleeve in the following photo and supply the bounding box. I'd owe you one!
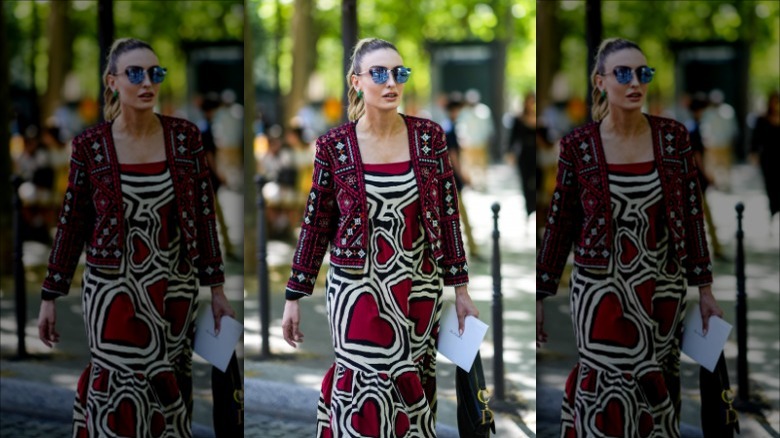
[536,134,579,299]
[42,135,94,300]
[192,125,226,287]
[679,125,713,286]
[285,137,338,299]
[435,125,469,287]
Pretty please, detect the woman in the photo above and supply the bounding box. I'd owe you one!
[750,90,780,224]
[37,38,234,437]
[509,92,537,220]
[281,38,479,437]
[536,38,722,437]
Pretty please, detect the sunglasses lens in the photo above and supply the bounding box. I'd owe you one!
[395,67,411,84]
[151,66,167,84]
[369,67,389,84]
[639,66,654,84]
[614,67,633,84]
[126,67,145,84]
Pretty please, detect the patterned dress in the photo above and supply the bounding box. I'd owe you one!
[73,161,198,438]
[316,161,442,437]
[561,162,686,437]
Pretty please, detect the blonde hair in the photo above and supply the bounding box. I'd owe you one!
[346,38,399,121]
[590,38,644,121]
[102,38,156,121]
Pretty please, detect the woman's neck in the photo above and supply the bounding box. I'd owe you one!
[358,109,403,138]
[114,109,159,138]
[602,108,646,137]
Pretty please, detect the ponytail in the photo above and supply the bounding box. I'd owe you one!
[345,38,399,121]
[590,37,644,122]
[102,38,155,121]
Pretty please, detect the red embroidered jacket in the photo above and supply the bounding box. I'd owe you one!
[42,115,225,300]
[285,115,469,298]
[537,115,713,298]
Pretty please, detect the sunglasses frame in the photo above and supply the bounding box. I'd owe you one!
[602,65,655,85]
[356,66,412,85]
[115,65,167,85]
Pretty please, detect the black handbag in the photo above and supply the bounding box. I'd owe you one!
[700,353,739,437]
[456,352,496,437]
[212,352,244,437]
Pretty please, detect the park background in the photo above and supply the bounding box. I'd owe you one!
[246,0,538,436]
[535,1,780,436]
[1,1,246,435]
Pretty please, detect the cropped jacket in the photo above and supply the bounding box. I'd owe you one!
[42,115,225,300]
[285,115,469,298]
[536,115,713,298]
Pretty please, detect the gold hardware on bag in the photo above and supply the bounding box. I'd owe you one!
[721,389,738,425]
[481,408,494,424]
[477,389,492,404]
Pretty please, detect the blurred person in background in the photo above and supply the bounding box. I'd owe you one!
[15,125,56,243]
[36,38,234,437]
[457,88,494,190]
[700,89,738,191]
[687,94,724,259]
[200,93,236,259]
[536,38,722,437]
[509,92,537,223]
[285,117,315,213]
[444,96,479,260]
[280,37,479,437]
[750,90,780,230]
[259,124,297,238]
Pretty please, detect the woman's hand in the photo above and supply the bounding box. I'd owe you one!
[455,285,479,336]
[282,300,304,348]
[211,285,235,335]
[699,285,724,335]
[536,299,548,347]
[38,299,60,348]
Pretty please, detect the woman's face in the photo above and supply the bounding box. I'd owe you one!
[108,48,162,113]
[597,48,650,114]
[352,48,406,114]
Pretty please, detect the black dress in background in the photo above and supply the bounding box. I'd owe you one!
[510,116,536,217]
[751,116,780,217]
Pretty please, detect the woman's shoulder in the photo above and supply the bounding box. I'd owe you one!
[316,121,355,146]
[560,120,599,146]
[158,114,200,135]
[402,114,444,134]
[645,114,688,135]
[72,121,112,147]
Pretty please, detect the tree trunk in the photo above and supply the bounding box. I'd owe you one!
[43,0,74,122]
[286,0,315,128]
[585,0,602,121]
[98,0,114,121]
[341,0,358,122]
[0,3,12,272]
[537,0,562,113]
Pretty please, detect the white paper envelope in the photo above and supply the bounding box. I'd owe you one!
[681,307,732,372]
[437,303,489,372]
[194,312,243,372]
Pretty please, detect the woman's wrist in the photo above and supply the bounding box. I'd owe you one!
[455,285,469,296]
[211,285,226,296]
[698,284,713,295]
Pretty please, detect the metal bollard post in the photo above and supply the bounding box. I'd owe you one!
[11,176,28,358]
[256,175,271,358]
[735,202,749,403]
[490,202,505,401]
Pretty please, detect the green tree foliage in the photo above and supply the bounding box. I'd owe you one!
[553,0,779,108]
[250,0,535,118]
[5,0,244,117]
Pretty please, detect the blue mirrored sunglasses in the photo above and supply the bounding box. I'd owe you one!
[603,65,655,85]
[357,66,411,84]
[116,65,167,85]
